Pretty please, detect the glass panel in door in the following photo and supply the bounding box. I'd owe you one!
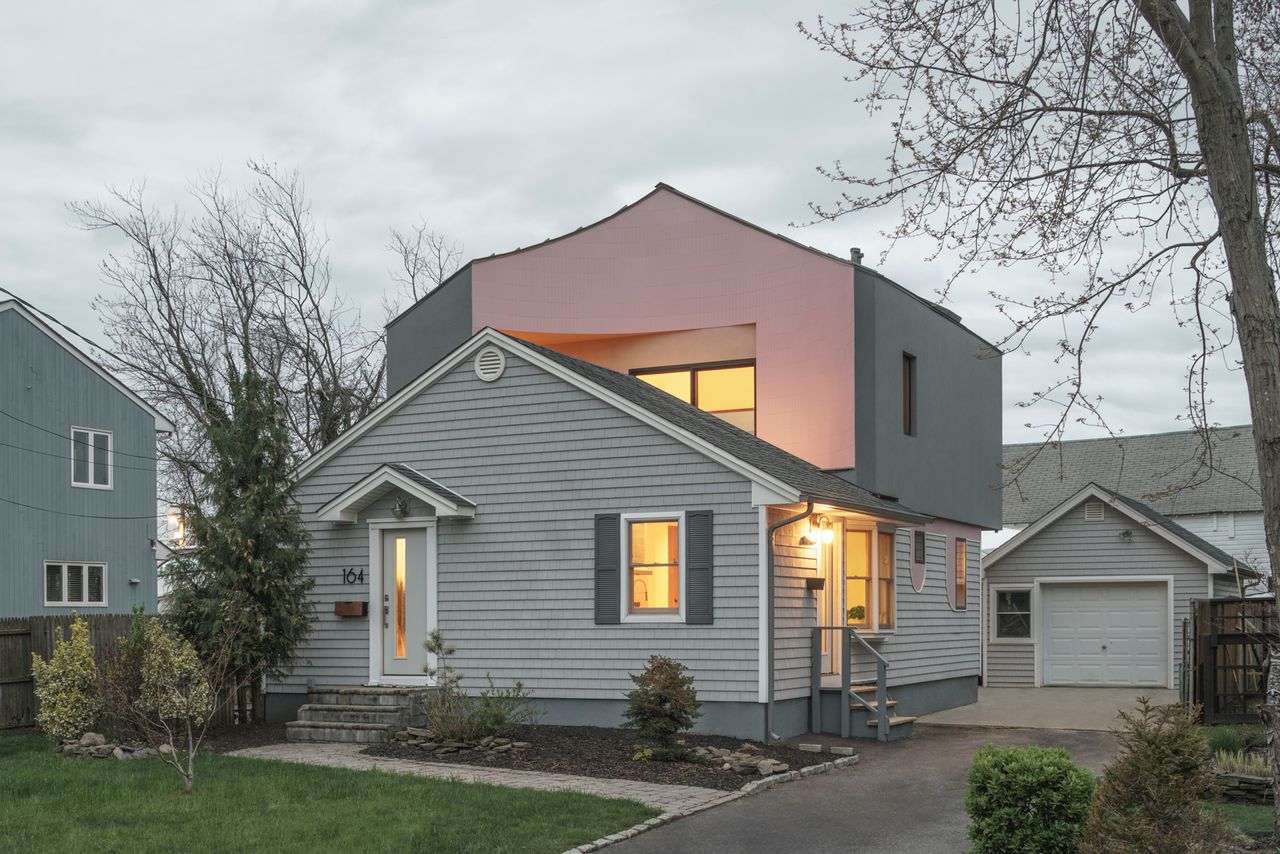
[382,527,430,678]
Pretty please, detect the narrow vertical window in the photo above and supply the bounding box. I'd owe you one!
[877,531,895,628]
[71,428,112,488]
[394,537,407,658]
[66,564,84,603]
[902,353,917,435]
[954,538,968,610]
[628,519,681,613]
[46,564,63,603]
[845,530,871,628]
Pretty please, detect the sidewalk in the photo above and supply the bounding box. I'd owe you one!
[229,742,737,814]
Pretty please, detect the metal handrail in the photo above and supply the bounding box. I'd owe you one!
[810,625,892,742]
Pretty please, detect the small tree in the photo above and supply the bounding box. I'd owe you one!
[419,631,537,740]
[966,744,1095,854]
[1081,699,1228,852]
[623,655,701,761]
[29,615,102,741]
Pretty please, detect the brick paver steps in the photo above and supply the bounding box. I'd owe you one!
[228,742,736,814]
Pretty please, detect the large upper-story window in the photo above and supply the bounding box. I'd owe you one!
[633,361,755,433]
[71,427,112,489]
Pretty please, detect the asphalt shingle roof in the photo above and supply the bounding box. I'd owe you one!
[1003,426,1260,526]
[514,337,930,524]
[386,462,476,508]
[1101,487,1257,575]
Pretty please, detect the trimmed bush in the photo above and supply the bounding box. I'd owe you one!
[623,655,701,761]
[1081,699,1229,853]
[30,615,103,741]
[965,744,1095,853]
[420,630,538,741]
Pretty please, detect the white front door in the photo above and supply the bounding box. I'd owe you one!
[1041,582,1168,687]
[380,527,431,679]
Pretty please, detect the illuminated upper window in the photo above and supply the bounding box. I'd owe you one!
[633,362,755,433]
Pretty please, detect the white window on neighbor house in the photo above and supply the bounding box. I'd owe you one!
[71,428,112,489]
[993,589,1032,639]
[44,562,107,607]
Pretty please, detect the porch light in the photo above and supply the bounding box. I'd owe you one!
[809,516,835,545]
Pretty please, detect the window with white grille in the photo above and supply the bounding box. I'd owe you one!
[44,562,107,606]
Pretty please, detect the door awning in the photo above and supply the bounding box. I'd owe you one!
[317,463,477,522]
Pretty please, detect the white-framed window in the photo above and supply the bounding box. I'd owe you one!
[952,538,969,610]
[621,512,685,622]
[71,427,112,489]
[992,588,1033,640]
[44,562,107,607]
[845,528,898,633]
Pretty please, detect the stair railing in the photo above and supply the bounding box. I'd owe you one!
[810,626,891,742]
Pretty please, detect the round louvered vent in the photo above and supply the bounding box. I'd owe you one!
[474,346,506,382]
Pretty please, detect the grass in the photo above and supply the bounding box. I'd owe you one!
[1214,748,1270,776]
[1201,724,1265,754]
[1205,801,1275,838]
[0,734,658,854]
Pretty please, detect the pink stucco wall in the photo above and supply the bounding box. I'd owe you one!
[470,188,857,470]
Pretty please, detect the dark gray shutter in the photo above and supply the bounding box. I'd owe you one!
[685,510,714,625]
[594,514,621,625]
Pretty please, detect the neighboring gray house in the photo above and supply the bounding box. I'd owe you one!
[0,300,173,617]
[1002,426,1267,580]
[983,483,1255,690]
[271,329,983,741]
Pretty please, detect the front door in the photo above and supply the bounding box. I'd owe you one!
[381,527,431,678]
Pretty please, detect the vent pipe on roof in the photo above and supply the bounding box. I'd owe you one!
[850,247,864,265]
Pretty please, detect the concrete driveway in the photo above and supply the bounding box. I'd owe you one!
[611,725,1116,854]
[916,686,1180,731]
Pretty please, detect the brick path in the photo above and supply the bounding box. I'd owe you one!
[228,742,738,814]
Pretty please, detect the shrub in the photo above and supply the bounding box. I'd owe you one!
[1203,725,1247,755]
[623,655,701,761]
[30,615,103,741]
[1214,748,1269,777]
[1081,699,1229,853]
[421,631,539,741]
[964,744,1095,853]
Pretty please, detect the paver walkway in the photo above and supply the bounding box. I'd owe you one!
[229,742,735,814]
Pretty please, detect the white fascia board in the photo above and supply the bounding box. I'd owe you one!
[317,464,475,522]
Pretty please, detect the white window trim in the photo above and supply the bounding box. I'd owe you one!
[989,584,1034,645]
[43,561,108,607]
[846,523,897,636]
[621,511,687,624]
[71,427,113,490]
[366,517,437,688]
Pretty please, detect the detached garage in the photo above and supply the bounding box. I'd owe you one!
[983,483,1253,690]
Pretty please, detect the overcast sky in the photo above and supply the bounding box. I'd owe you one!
[0,2,1252,442]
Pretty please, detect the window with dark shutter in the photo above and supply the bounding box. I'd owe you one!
[685,510,714,624]
[594,514,621,624]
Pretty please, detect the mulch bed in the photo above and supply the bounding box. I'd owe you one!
[202,722,289,753]
[363,725,829,791]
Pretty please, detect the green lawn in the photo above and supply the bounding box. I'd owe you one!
[0,734,658,854]
[1205,801,1275,837]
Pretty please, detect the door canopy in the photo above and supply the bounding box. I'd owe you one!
[317,463,476,522]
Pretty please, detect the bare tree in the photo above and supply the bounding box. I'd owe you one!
[802,0,1280,833]
[387,217,463,305]
[70,162,390,506]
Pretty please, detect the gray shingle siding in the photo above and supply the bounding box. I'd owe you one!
[984,497,1211,688]
[279,353,762,703]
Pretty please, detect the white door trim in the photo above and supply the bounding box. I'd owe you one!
[367,517,438,687]
[1031,575,1174,689]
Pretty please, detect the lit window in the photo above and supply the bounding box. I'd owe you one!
[995,590,1031,639]
[44,562,107,606]
[72,428,112,489]
[634,362,755,433]
[628,519,680,613]
[845,530,870,628]
[953,538,968,609]
[877,532,895,629]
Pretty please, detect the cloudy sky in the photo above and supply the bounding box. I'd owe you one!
[0,1,1252,442]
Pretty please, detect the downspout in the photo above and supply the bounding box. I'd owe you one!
[765,500,815,743]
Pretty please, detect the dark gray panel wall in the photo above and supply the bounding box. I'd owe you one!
[385,265,474,396]
[852,269,1002,529]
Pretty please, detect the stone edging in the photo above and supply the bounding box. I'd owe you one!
[560,754,859,854]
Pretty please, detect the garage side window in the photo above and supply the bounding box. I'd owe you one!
[994,590,1032,639]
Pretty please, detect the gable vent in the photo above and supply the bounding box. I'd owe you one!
[1083,501,1105,522]
[474,346,506,382]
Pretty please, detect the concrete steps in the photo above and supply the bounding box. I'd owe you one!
[286,685,432,745]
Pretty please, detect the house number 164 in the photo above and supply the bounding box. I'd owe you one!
[342,567,365,585]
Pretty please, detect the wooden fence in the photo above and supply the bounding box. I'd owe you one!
[1189,597,1277,724]
[0,614,236,729]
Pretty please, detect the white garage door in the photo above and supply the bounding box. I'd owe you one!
[1041,583,1168,687]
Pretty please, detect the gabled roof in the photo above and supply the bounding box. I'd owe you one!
[317,463,477,523]
[0,299,176,433]
[1002,426,1260,524]
[297,329,930,525]
[985,482,1257,575]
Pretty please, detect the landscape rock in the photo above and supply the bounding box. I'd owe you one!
[112,747,125,760]
[157,743,174,757]
[79,732,106,747]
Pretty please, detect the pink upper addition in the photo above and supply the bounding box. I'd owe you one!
[468,187,858,471]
